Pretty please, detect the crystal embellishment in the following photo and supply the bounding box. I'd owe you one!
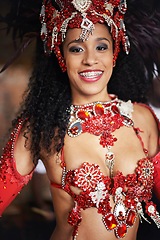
[103,213,118,230]
[118,100,133,118]
[89,182,108,208]
[79,17,95,41]
[126,210,136,226]
[72,0,92,13]
[68,120,82,137]
[116,224,127,238]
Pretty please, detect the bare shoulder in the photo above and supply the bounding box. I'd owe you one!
[132,103,159,156]
[132,103,158,130]
[14,122,35,175]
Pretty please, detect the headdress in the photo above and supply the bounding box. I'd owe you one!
[1,0,159,81]
[40,0,130,71]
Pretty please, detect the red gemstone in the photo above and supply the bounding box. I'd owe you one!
[41,33,46,41]
[95,104,104,115]
[70,126,78,135]
[103,213,117,230]
[111,105,119,114]
[77,110,90,120]
[116,224,127,238]
[126,210,136,226]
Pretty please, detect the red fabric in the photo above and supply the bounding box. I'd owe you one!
[50,181,62,189]
[0,120,33,216]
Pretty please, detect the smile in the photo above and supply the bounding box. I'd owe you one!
[79,71,103,78]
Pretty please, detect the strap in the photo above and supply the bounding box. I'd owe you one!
[50,147,65,189]
[60,146,66,168]
[50,181,62,189]
[133,126,149,156]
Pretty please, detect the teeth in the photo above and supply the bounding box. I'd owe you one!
[79,71,102,78]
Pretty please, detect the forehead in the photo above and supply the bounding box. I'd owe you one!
[65,23,112,42]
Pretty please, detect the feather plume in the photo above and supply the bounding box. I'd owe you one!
[0,0,41,73]
[125,0,160,78]
[0,33,38,74]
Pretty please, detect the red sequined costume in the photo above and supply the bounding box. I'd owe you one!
[0,120,33,215]
[0,100,160,239]
[53,150,160,238]
[52,99,160,239]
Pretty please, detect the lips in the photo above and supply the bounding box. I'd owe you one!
[79,70,103,82]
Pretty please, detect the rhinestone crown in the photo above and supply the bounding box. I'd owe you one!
[40,0,130,71]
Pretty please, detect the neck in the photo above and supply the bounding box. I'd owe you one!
[71,93,114,106]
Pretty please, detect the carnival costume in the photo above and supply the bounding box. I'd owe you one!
[0,96,160,239]
[0,0,160,239]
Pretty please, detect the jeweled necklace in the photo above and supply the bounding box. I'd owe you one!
[67,95,134,177]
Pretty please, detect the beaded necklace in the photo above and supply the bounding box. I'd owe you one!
[67,95,134,177]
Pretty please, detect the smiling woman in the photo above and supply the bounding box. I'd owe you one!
[0,1,160,240]
[63,24,113,104]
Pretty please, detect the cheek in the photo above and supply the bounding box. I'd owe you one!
[65,56,80,72]
[103,57,114,77]
[103,58,113,70]
[65,58,72,74]
[101,50,113,65]
[66,63,77,82]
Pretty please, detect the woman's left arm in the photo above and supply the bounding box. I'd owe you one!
[134,103,160,200]
[143,105,160,201]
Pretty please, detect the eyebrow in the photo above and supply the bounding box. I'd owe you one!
[67,37,110,47]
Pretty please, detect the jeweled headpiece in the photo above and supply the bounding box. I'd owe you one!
[40,0,130,71]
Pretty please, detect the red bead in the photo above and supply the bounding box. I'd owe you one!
[126,210,136,226]
[77,110,90,120]
[116,224,127,238]
[111,105,119,114]
[103,213,117,230]
[95,104,104,115]
[70,126,79,135]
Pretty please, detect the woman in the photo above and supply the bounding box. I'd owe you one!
[0,0,160,239]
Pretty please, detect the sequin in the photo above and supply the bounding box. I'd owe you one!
[0,120,33,215]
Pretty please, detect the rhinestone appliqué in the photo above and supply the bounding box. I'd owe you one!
[72,0,92,13]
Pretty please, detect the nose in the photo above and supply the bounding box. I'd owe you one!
[82,50,98,66]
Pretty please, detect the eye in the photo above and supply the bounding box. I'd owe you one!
[96,44,108,51]
[69,46,83,53]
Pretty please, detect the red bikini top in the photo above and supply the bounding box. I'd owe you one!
[51,144,153,199]
[51,131,160,238]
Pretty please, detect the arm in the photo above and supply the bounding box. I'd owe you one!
[50,186,74,240]
[141,104,160,201]
[0,120,35,216]
[132,104,160,200]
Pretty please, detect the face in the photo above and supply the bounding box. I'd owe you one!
[63,23,114,104]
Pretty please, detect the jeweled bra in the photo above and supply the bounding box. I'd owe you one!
[51,96,160,239]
